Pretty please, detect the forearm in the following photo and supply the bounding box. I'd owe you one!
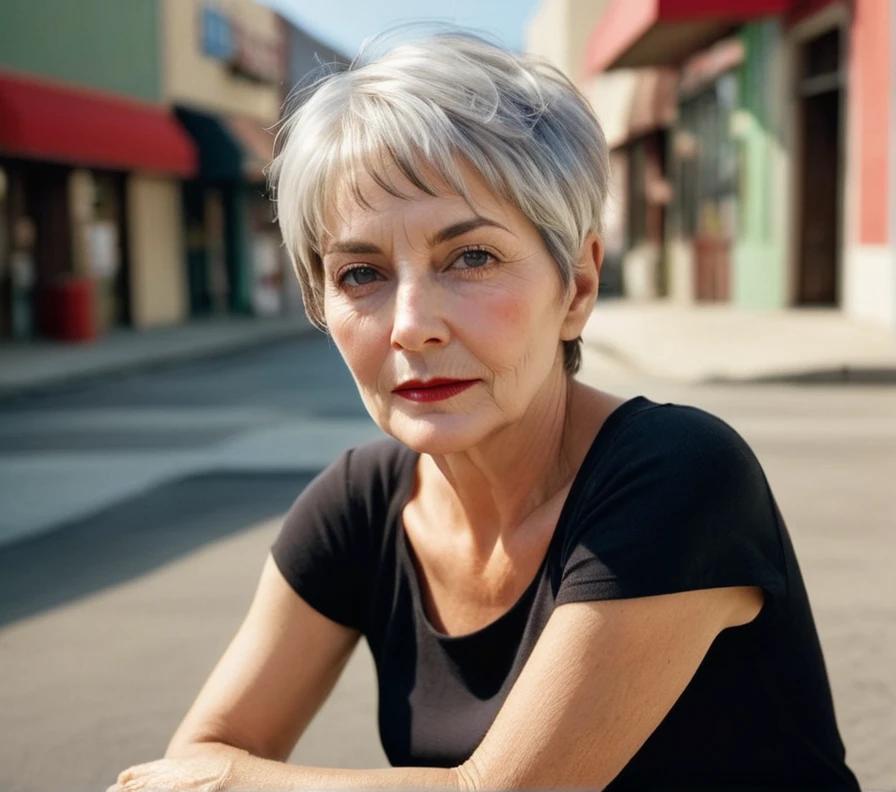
[162,740,466,791]
[247,759,464,791]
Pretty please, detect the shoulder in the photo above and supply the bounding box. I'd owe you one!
[284,435,414,525]
[601,400,767,497]
[615,399,755,455]
[271,436,414,629]
[558,399,786,603]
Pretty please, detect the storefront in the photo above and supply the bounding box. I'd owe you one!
[585,2,786,305]
[585,0,896,331]
[0,70,195,340]
[175,107,282,317]
[669,39,743,302]
[162,0,286,319]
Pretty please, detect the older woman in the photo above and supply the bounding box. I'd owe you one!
[111,31,859,792]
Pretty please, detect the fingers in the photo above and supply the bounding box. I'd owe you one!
[106,762,153,792]
[106,755,235,792]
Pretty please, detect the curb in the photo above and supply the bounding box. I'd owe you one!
[704,367,896,386]
[582,338,896,386]
[0,320,319,404]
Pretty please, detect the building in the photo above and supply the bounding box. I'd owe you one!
[0,0,196,340]
[163,0,288,319]
[164,0,347,320]
[531,0,896,333]
[0,0,350,341]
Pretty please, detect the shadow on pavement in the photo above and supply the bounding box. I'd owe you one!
[0,470,316,628]
[705,366,896,386]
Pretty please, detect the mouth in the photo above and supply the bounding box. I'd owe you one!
[391,378,479,403]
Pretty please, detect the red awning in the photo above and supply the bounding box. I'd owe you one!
[586,0,793,73]
[0,70,197,177]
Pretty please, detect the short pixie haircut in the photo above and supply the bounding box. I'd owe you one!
[269,30,609,375]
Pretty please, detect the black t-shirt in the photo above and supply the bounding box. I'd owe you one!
[271,395,860,791]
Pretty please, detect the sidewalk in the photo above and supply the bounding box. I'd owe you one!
[583,301,896,384]
[0,313,315,401]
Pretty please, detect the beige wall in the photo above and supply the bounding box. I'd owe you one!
[582,70,642,150]
[526,0,607,81]
[127,175,187,329]
[162,0,281,123]
[526,0,571,74]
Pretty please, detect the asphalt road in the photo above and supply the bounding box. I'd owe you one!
[1,334,893,791]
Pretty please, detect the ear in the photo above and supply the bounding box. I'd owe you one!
[560,233,602,341]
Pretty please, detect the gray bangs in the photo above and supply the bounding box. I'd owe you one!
[268,29,610,370]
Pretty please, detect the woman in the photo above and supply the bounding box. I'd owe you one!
[110,31,859,792]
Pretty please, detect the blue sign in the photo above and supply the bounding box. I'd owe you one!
[200,6,235,60]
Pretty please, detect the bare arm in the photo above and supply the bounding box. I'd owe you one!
[113,575,761,792]
[458,585,763,790]
[165,554,361,761]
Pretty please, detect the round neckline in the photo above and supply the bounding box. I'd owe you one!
[394,394,652,643]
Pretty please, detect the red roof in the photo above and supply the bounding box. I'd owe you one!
[0,70,197,177]
[585,0,794,73]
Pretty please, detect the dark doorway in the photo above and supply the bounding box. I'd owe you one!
[796,28,842,305]
[183,181,231,316]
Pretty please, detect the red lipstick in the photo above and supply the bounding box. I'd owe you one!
[392,378,478,402]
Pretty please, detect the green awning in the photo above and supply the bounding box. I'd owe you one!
[175,106,273,183]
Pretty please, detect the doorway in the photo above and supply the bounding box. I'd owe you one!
[796,27,843,305]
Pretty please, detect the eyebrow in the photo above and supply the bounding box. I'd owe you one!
[430,216,511,245]
[323,216,510,257]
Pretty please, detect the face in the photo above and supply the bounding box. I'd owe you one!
[320,159,588,455]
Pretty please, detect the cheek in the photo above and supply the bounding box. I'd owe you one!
[325,304,391,389]
[461,282,530,339]
[461,282,557,368]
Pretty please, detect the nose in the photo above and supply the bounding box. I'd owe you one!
[390,274,449,352]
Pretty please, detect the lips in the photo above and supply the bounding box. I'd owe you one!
[392,378,478,403]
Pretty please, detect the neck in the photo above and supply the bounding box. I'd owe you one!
[421,367,584,557]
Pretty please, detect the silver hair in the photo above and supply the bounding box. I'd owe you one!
[268,28,609,375]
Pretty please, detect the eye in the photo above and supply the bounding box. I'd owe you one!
[449,247,496,270]
[338,265,382,287]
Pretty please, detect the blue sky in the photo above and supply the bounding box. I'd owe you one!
[259,0,542,57]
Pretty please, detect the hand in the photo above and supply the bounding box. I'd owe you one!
[107,747,252,792]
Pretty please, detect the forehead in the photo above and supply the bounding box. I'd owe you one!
[322,156,523,244]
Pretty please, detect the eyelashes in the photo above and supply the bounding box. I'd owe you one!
[337,265,381,288]
[333,245,500,292]
[449,245,498,271]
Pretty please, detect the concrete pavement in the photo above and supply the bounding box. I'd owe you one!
[584,300,896,384]
[0,312,314,401]
[0,333,382,547]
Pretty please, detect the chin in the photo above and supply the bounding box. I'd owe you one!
[382,412,494,456]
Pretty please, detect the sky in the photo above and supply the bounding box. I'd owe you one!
[258,0,542,58]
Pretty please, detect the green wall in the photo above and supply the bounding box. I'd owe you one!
[0,0,161,101]
[733,21,787,309]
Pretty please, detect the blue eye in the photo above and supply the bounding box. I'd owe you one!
[340,266,380,286]
[453,248,494,269]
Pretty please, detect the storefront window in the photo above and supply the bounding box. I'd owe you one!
[627,142,648,246]
[75,170,129,331]
[673,71,740,241]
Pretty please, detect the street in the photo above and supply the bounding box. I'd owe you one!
[1,331,894,791]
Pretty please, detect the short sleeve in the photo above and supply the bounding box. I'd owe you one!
[270,448,368,630]
[556,405,788,606]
